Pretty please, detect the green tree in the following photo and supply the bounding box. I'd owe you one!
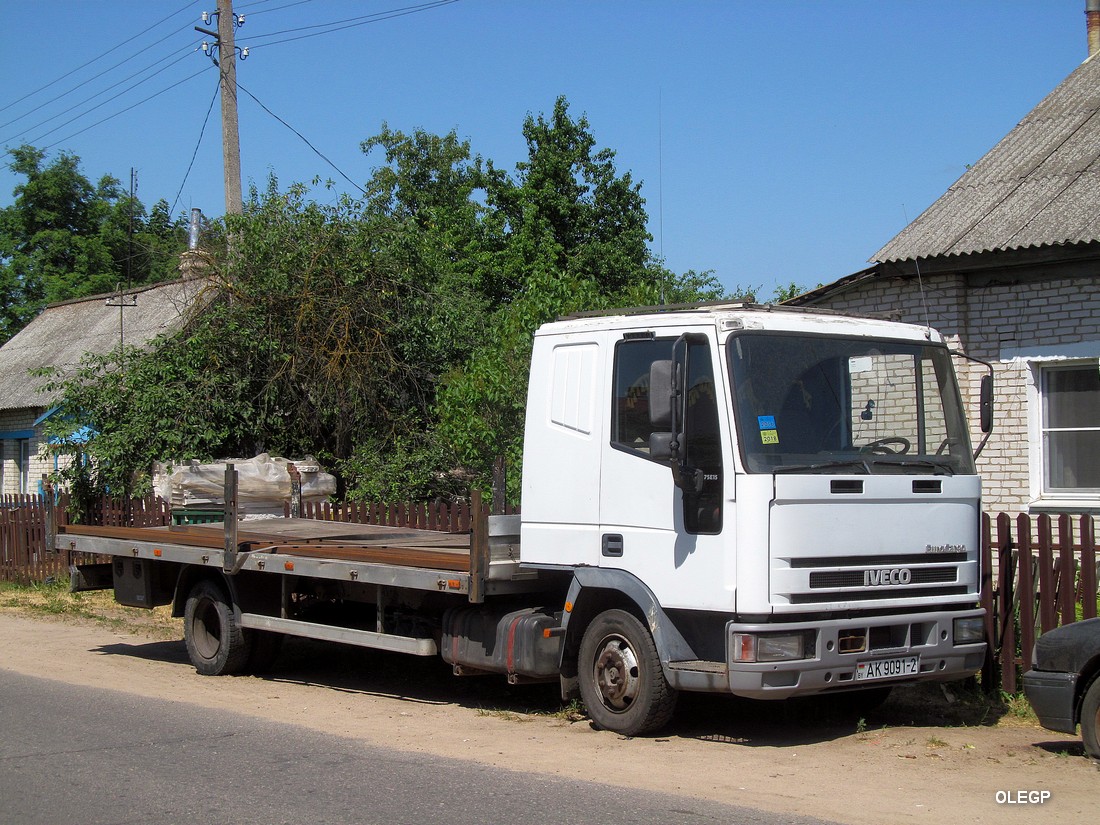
[436,97,729,499]
[772,280,817,303]
[42,101,732,505]
[44,176,457,500]
[0,145,187,344]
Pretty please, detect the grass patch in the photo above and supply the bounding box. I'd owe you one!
[475,707,527,723]
[475,698,586,725]
[1000,691,1038,724]
[531,698,586,723]
[1077,599,1100,623]
[0,579,181,640]
[852,679,1040,730]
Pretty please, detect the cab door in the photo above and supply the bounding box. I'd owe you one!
[597,328,734,612]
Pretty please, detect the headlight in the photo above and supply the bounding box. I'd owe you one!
[732,631,812,662]
[953,616,985,645]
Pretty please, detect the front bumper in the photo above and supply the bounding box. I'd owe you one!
[1022,669,1079,734]
[722,608,986,700]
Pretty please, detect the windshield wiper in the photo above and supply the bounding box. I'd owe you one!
[773,459,872,474]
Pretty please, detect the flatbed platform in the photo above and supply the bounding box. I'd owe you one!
[61,518,476,571]
[57,514,536,598]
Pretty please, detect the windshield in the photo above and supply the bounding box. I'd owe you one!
[728,333,974,475]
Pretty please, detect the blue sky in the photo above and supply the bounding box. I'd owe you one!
[0,1,1090,297]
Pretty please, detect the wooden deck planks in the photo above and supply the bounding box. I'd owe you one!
[59,518,474,572]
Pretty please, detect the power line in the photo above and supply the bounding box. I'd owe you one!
[0,24,199,132]
[0,0,195,115]
[170,76,223,217]
[18,49,203,148]
[2,46,199,146]
[3,0,461,145]
[3,0,460,212]
[3,0,461,152]
[244,0,460,49]
[42,64,215,151]
[239,0,319,16]
[236,79,366,196]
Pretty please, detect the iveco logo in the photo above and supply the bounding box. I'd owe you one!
[864,568,913,586]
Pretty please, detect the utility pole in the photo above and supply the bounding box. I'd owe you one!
[217,0,242,215]
[197,0,245,216]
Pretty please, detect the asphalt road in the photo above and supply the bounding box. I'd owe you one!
[0,669,838,825]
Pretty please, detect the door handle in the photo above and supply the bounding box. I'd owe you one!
[602,533,624,557]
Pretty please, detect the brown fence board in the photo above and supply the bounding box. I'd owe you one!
[1057,514,1075,627]
[980,513,996,689]
[1015,514,1034,694]
[1083,516,1098,621]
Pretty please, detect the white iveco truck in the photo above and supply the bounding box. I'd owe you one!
[61,302,991,736]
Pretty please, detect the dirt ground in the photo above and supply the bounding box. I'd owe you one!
[0,596,1095,825]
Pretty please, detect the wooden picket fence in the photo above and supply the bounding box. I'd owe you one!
[982,512,1100,694]
[4,496,1099,698]
[0,494,171,585]
[0,495,53,585]
[286,498,518,533]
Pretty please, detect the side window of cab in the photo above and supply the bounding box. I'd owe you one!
[611,335,723,534]
[611,338,673,456]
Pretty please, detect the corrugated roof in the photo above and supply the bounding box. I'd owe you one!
[0,278,213,412]
[874,53,1100,263]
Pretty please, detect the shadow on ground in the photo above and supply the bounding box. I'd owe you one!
[93,634,1016,746]
[95,639,190,665]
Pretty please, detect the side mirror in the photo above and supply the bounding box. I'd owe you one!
[649,360,673,428]
[979,374,993,434]
[650,432,673,460]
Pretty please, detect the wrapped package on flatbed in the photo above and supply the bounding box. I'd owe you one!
[153,453,336,517]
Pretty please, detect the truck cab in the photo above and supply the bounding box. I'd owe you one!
[520,303,987,731]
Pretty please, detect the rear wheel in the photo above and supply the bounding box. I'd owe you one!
[1082,675,1100,760]
[578,609,677,736]
[184,579,252,676]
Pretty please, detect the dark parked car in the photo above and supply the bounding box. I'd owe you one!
[1022,617,1100,759]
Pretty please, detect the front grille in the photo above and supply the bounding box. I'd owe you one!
[778,550,975,606]
[809,568,958,589]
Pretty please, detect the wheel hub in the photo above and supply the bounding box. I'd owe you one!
[192,598,222,660]
[593,636,640,711]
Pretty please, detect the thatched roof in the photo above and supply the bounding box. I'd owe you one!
[0,277,212,412]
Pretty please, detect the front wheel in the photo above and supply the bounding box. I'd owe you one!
[578,609,677,736]
[1082,675,1100,760]
[184,579,253,676]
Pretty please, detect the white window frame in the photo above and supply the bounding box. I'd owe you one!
[17,439,30,494]
[1022,352,1100,511]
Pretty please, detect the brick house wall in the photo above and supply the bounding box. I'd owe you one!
[802,271,1100,516]
[0,408,54,496]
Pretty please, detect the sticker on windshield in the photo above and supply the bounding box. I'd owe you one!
[757,415,779,444]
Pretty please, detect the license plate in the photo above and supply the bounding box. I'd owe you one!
[856,656,919,681]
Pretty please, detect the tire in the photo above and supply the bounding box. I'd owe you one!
[184,579,253,676]
[578,609,678,736]
[1082,675,1100,760]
